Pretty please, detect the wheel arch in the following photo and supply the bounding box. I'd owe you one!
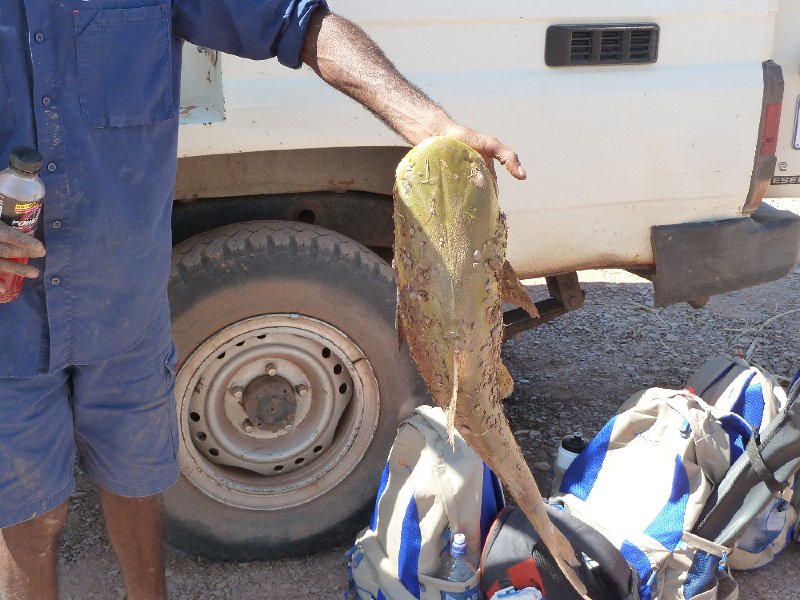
[173,146,409,250]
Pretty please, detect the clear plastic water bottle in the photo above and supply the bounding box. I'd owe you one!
[551,431,589,496]
[0,147,45,303]
[435,533,479,600]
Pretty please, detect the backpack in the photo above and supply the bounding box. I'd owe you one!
[347,405,504,600]
[551,388,743,600]
[689,363,800,572]
[547,361,800,600]
[478,359,800,600]
[480,503,640,600]
[686,356,795,570]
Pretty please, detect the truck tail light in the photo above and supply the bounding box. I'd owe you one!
[743,61,784,214]
[759,102,782,157]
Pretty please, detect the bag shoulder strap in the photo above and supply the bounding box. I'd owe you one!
[745,433,789,495]
[483,507,536,592]
[546,505,640,600]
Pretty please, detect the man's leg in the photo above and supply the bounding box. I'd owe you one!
[101,491,167,600]
[0,368,75,600]
[70,302,178,600]
[0,501,69,600]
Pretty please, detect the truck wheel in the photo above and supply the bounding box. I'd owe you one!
[165,221,425,560]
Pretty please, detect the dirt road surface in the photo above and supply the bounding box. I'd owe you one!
[59,200,799,599]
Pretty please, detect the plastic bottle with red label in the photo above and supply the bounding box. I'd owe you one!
[0,147,46,303]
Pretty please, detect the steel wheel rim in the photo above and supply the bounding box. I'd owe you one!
[175,314,380,510]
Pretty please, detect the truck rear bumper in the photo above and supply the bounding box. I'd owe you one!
[651,204,800,307]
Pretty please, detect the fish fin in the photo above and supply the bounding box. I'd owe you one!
[395,309,405,352]
[499,261,539,318]
[395,286,408,351]
[447,348,462,448]
[498,362,514,399]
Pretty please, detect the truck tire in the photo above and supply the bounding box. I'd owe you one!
[165,220,426,560]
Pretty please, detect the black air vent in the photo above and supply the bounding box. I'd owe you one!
[629,29,655,61]
[569,30,593,64]
[600,31,623,62]
[546,24,659,67]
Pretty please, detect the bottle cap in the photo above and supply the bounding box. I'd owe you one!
[451,533,467,557]
[9,147,43,175]
[562,432,589,454]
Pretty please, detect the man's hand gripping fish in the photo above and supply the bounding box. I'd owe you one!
[393,137,587,597]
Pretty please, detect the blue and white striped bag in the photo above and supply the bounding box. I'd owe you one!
[551,388,745,600]
[687,356,794,571]
[552,358,794,600]
[347,405,504,600]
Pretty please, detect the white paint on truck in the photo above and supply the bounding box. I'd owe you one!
[176,0,795,278]
[769,0,800,192]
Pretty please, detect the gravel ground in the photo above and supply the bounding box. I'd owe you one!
[58,200,799,599]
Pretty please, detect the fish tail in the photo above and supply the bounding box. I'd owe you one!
[447,348,462,448]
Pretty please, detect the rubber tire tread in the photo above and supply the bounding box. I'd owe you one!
[165,220,426,561]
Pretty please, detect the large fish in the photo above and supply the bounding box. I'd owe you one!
[394,136,587,596]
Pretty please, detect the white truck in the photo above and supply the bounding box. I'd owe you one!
[164,0,800,560]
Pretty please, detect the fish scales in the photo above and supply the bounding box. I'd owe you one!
[393,136,587,597]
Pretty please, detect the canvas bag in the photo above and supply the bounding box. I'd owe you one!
[552,388,744,600]
[691,369,800,571]
[687,357,795,570]
[347,405,504,600]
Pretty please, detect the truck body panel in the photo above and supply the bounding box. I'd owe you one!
[768,0,800,193]
[176,0,792,279]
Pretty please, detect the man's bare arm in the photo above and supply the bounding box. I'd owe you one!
[300,10,526,180]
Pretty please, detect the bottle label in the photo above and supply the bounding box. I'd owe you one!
[0,193,42,234]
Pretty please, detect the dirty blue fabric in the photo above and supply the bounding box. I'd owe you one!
[0,0,326,522]
[0,0,326,378]
[0,300,178,528]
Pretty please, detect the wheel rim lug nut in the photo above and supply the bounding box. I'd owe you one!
[296,384,308,397]
[284,424,293,432]
[242,419,254,433]
[265,363,278,376]
[230,386,244,400]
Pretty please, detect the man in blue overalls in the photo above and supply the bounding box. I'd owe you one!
[0,2,525,598]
